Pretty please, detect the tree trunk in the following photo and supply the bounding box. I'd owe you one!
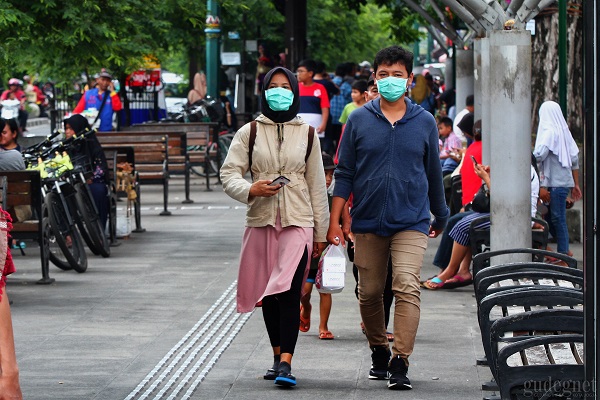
[531,2,583,142]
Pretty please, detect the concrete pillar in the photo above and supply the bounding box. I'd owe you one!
[480,36,491,165]
[488,30,532,264]
[473,39,482,123]
[455,49,474,112]
[444,57,454,89]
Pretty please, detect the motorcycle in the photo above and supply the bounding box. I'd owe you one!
[161,96,224,124]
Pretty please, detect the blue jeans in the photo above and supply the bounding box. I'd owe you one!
[546,187,570,254]
[433,211,474,269]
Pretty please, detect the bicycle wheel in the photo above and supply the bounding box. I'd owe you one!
[74,183,110,257]
[45,192,88,273]
[45,215,72,271]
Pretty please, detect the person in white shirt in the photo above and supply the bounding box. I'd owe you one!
[453,94,474,144]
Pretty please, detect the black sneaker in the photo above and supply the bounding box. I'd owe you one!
[368,346,390,380]
[387,355,412,390]
[274,361,296,387]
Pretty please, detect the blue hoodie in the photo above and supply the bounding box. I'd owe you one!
[334,97,449,236]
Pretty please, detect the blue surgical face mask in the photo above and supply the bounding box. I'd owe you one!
[376,76,409,102]
[265,87,294,111]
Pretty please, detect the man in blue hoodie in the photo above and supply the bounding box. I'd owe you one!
[327,46,448,391]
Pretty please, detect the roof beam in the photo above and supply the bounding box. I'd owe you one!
[438,0,487,34]
[518,0,556,22]
[400,0,464,46]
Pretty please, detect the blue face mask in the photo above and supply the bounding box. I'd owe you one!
[376,76,409,102]
[265,87,294,111]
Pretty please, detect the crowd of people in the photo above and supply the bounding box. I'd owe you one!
[220,42,582,393]
[0,42,581,396]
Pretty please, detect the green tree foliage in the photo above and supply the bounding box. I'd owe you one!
[306,0,397,68]
[1,0,172,85]
[0,0,423,85]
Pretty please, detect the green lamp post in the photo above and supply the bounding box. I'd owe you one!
[205,0,221,99]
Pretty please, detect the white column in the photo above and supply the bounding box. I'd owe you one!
[480,36,491,165]
[455,49,475,112]
[488,30,533,264]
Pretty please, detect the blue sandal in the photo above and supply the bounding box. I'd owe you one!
[422,277,445,290]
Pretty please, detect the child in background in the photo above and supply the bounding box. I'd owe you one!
[438,117,462,176]
[339,79,368,127]
[300,153,335,340]
[335,79,370,165]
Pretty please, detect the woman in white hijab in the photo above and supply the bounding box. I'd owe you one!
[533,101,581,257]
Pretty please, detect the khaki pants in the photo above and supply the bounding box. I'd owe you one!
[354,230,428,361]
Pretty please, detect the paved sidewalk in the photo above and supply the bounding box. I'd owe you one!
[7,177,583,400]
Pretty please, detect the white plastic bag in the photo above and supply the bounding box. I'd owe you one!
[315,244,347,294]
[116,209,131,238]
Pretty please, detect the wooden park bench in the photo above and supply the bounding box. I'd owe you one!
[125,122,221,190]
[0,171,53,284]
[97,133,172,216]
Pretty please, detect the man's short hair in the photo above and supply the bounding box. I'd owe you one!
[466,94,474,107]
[314,61,327,75]
[374,46,414,75]
[367,78,375,89]
[352,79,368,93]
[438,117,453,128]
[298,59,317,73]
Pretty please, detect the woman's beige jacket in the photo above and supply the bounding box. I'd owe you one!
[220,114,330,242]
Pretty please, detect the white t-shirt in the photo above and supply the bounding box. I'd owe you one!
[453,108,469,143]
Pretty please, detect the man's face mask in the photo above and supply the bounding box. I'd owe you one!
[376,76,408,102]
[265,87,294,111]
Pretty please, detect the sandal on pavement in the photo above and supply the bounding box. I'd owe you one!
[319,331,335,340]
[422,277,445,290]
[264,363,279,380]
[420,275,438,287]
[274,362,296,387]
[299,305,310,332]
[386,332,394,342]
[442,275,473,289]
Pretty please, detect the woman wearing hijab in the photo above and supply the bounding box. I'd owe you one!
[64,114,110,230]
[220,67,329,387]
[533,101,581,257]
[187,72,207,105]
[410,75,434,114]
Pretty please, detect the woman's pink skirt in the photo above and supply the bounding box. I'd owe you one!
[236,212,313,313]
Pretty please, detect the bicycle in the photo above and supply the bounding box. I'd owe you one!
[23,130,113,270]
[25,143,89,272]
[188,130,234,178]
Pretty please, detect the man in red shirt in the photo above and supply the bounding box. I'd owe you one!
[73,70,122,131]
[296,59,331,153]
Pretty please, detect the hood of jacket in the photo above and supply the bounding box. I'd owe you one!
[363,96,425,123]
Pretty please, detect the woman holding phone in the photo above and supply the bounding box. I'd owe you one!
[220,66,329,387]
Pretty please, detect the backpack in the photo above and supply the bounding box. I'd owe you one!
[248,121,315,179]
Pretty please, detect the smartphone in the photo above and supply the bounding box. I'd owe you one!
[470,155,478,166]
[269,175,291,187]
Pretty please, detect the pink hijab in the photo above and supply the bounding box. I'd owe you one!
[187,72,207,104]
